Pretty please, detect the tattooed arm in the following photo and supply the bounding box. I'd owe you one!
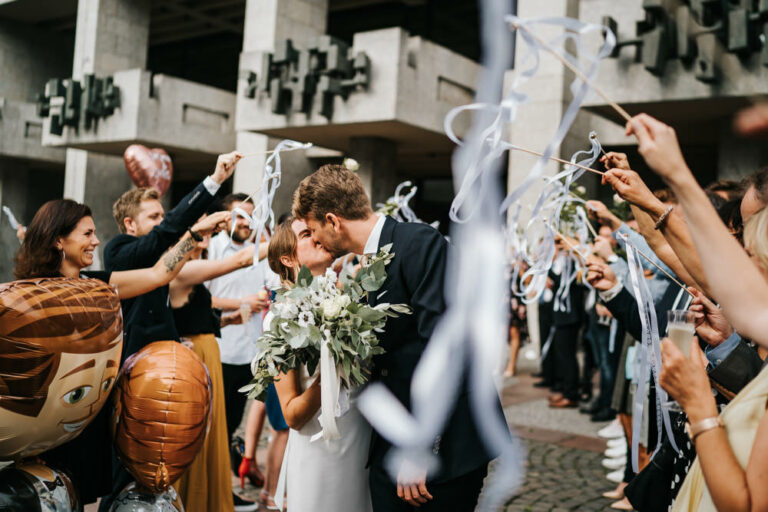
[108,234,197,299]
[110,211,230,300]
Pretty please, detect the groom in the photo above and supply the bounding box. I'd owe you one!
[293,165,498,511]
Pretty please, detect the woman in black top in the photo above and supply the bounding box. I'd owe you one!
[12,199,229,504]
[169,220,259,512]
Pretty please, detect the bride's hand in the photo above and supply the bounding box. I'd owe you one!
[397,459,432,506]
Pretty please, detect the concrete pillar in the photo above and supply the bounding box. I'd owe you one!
[350,137,399,208]
[505,0,579,222]
[234,0,329,196]
[64,0,151,268]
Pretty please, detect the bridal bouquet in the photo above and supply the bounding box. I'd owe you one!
[242,244,411,403]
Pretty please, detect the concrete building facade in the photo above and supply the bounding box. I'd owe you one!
[1,0,767,281]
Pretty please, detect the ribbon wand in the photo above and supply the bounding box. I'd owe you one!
[2,206,20,230]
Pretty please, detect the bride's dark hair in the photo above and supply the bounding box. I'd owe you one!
[268,217,299,284]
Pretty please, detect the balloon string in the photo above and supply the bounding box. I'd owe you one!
[509,144,604,175]
[510,21,632,123]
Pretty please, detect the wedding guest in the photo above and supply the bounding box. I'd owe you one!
[170,217,264,512]
[14,198,226,505]
[267,217,372,512]
[624,112,768,511]
[99,151,241,512]
[205,193,283,509]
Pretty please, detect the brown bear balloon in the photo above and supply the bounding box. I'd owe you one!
[112,341,211,493]
[123,144,173,196]
[0,278,123,461]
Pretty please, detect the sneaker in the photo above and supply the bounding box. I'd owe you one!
[602,456,627,470]
[233,492,260,512]
[604,444,627,458]
[606,469,624,483]
[598,419,624,439]
[607,437,625,449]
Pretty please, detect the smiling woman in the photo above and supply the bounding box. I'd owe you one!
[14,199,231,300]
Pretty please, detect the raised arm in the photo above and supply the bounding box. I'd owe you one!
[109,211,230,299]
[104,152,242,270]
[602,168,707,293]
[175,245,255,285]
[628,113,768,346]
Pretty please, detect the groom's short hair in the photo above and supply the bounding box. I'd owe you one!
[292,164,373,222]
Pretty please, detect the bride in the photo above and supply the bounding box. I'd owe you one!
[263,216,372,512]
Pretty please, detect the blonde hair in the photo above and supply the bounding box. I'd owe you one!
[268,219,299,284]
[112,187,160,233]
[744,206,768,271]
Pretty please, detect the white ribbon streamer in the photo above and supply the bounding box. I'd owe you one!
[313,334,341,442]
[621,234,680,472]
[2,206,20,230]
[228,139,312,264]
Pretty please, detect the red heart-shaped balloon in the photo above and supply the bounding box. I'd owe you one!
[123,145,173,196]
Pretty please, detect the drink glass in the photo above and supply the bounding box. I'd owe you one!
[662,309,696,412]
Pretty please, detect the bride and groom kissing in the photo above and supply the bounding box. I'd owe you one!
[271,164,502,511]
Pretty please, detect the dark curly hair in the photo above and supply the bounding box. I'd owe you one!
[14,199,92,279]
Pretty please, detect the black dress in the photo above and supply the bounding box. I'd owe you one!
[40,271,114,504]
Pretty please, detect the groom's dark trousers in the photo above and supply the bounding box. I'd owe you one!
[367,217,503,512]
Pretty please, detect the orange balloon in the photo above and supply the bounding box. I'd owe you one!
[112,341,211,493]
[123,144,173,196]
[0,278,123,461]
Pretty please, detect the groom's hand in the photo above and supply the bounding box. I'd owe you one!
[397,461,433,506]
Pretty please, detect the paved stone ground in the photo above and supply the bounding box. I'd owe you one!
[85,363,623,511]
[498,372,619,512]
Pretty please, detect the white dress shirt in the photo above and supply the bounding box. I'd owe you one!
[205,232,280,365]
[363,214,386,256]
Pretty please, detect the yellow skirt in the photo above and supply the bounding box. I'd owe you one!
[173,334,234,512]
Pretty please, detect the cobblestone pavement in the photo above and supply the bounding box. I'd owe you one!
[499,373,618,512]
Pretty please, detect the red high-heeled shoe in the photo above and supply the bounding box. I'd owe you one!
[238,457,265,489]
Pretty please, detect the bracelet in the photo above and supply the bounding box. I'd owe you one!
[654,205,675,230]
[188,228,203,242]
[685,416,722,441]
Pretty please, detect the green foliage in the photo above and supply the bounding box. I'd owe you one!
[242,244,411,401]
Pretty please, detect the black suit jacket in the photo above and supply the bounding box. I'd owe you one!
[104,181,217,360]
[367,217,499,482]
[605,283,763,398]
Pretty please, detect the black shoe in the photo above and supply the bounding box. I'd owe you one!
[579,399,600,415]
[533,380,552,388]
[230,435,244,475]
[579,391,593,402]
[233,492,259,512]
[591,408,616,422]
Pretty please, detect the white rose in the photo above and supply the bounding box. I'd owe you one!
[336,294,351,308]
[343,158,360,171]
[576,185,586,194]
[613,193,625,205]
[322,298,342,319]
[284,302,298,318]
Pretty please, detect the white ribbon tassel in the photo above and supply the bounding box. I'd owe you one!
[313,335,341,442]
[2,206,20,230]
[621,234,680,472]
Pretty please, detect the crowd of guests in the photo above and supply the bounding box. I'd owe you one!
[520,112,768,511]
[12,152,291,511]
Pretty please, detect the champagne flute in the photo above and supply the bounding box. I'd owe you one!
[662,309,696,412]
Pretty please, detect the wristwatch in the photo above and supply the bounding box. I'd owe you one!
[685,417,722,442]
[188,228,203,242]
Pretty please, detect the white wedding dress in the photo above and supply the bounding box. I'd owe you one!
[265,314,373,512]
